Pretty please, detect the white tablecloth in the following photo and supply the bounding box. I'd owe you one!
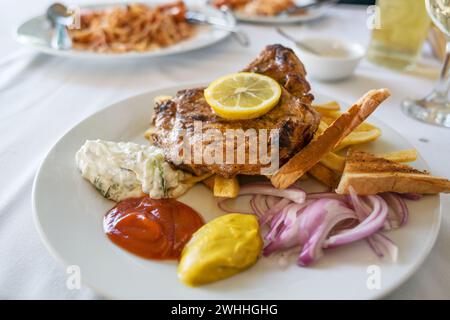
[0,0,449,299]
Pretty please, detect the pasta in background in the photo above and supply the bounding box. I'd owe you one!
[69,1,195,53]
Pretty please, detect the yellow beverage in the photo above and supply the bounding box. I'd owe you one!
[367,0,430,70]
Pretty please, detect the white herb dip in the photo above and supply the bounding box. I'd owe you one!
[75,140,192,201]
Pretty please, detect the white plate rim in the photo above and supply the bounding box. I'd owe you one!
[233,2,336,24]
[15,1,232,60]
[32,83,443,300]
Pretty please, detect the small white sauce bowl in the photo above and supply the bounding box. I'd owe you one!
[294,37,366,81]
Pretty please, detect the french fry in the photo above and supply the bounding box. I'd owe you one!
[319,116,340,126]
[334,128,382,150]
[185,173,214,185]
[319,152,346,172]
[144,127,155,140]
[202,175,216,190]
[313,101,341,116]
[316,120,330,134]
[315,120,382,152]
[377,149,417,163]
[319,114,380,132]
[308,163,341,188]
[319,149,418,175]
[354,121,379,132]
[271,89,391,189]
[213,176,240,198]
[313,101,341,111]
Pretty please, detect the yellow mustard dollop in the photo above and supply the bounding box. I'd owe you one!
[177,213,263,286]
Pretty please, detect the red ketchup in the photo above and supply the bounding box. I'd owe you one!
[104,196,204,260]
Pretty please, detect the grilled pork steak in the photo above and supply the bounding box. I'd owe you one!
[149,44,320,177]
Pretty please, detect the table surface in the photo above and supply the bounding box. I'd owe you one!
[0,1,449,299]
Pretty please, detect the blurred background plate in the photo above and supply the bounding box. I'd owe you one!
[14,1,233,59]
[233,0,337,24]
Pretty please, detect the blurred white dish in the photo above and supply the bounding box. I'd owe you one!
[234,0,336,24]
[295,37,365,81]
[15,1,232,60]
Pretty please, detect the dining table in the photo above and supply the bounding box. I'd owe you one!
[0,0,449,299]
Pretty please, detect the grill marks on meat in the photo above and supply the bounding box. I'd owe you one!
[150,44,320,177]
[243,44,313,104]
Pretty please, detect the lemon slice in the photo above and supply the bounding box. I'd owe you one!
[204,72,282,120]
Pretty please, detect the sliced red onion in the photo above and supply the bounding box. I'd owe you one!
[366,236,384,258]
[264,203,309,255]
[357,196,386,227]
[265,207,288,242]
[347,186,371,221]
[297,199,356,266]
[250,194,268,217]
[307,192,347,201]
[239,183,306,204]
[330,218,358,234]
[397,196,409,226]
[250,198,260,217]
[260,198,292,225]
[217,198,253,214]
[380,193,408,228]
[266,200,314,229]
[323,195,388,249]
[265,195,281,208]
[398,193,422,201]
[383,219,393,231]
[371,232,398,262]
[215,182,412,267]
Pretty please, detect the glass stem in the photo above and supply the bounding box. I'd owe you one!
[433,40,450,98]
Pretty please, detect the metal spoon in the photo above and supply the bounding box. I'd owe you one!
[46,3,73,50]
[276,28,322,55]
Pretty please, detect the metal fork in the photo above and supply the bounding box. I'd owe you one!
[186,7,249,46]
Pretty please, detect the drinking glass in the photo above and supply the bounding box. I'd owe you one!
[366,0,430,70]
[402,0,450,127]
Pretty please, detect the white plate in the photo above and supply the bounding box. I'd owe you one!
[234,1,336,24]
[15,1,232,60]
[32,84,441,299]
